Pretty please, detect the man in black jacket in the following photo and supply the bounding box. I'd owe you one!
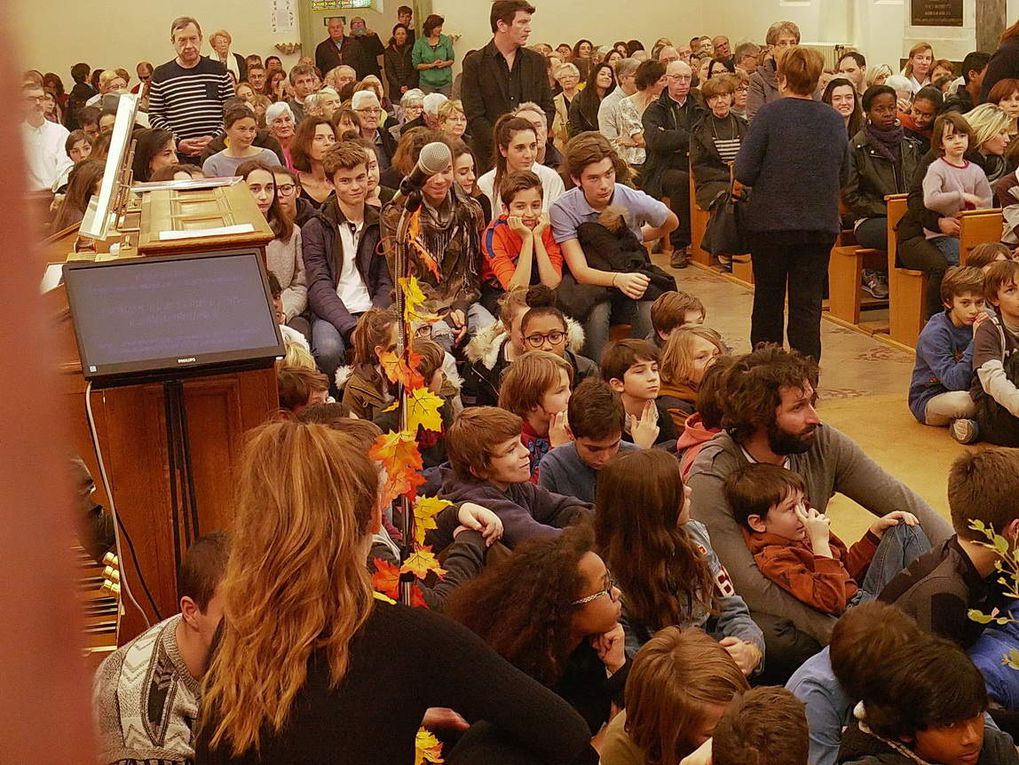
[302,144,394,382]
[461,0,554,171]
[944,51,991,113]
[642,59,706,268]
[315,17,351,78]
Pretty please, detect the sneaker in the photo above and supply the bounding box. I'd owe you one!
[950,418,979,444]
[670,247,690,269]
[862,269,889,299]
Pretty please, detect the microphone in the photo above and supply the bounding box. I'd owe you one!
[400,142,452,211]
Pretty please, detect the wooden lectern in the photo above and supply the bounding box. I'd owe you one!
[46,183,279,645]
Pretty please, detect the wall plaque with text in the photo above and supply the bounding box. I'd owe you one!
[911,0,964,27]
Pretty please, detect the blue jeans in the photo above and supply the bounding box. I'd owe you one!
[850,522,933,605]
[930,235,960,266]
[311,317,350,385]
[431,303,496,353]
[855,217,888,251]
[582,295,654,362]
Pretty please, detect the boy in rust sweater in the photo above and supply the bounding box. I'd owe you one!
[724,463,928,616]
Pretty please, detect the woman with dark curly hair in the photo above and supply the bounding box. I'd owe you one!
[595,449,765,677]
[445,524,627,736]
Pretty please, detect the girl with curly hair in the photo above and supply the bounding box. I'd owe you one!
[594,449,765,676]
[445,524,627,736]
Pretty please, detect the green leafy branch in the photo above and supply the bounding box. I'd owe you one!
[967,520,1019,670]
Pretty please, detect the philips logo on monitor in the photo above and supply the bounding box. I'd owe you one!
[177,357,198,364]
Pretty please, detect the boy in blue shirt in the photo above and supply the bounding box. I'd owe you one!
[909,266,984,443]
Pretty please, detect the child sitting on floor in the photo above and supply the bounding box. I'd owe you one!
[600,338,678,446]
[497,349,574,481]
[968,242,1013,273]
[971,260,1019,446]
[922,112,993,266]
[909,266,984,443]
[710,687,809,765]
[338,308,398,421]
[726,463,928,616]
[436,406,591,548]
[658,325,726,433]
[277,365,330,414]
[649,290,706,348]
[678,356,735,480]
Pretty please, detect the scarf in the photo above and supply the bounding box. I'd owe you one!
[866,120,904,164]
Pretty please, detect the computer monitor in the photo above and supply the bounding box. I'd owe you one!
[64,249,285,385]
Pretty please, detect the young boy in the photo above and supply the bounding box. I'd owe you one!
[726,463,925,616]
[480,170,563,316]
[267,271,310,352]
[303,143,393,382]
[786,601,923,765]
[497,349,574,481]
[600,338,678,445]
[710,687,809,765]
[538,379,641,503]
[880,447,1019,648]
[909,266,984,443]
[277,364,330,414]
[838,636,1017,765]
[439,406,592,548]
[649,290,706,347]
[972,260,1019,445]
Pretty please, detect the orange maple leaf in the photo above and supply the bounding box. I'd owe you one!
[379,349,425,390]
[415,728,444,764]
[371,559,401,600]
[401,546,447,580]
[408,211,442,281]
[370,431,425,504]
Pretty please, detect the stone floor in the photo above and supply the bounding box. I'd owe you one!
[656,258,963,542]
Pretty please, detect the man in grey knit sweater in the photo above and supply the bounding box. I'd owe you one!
[93,533,228,764]
[688,348,952,665]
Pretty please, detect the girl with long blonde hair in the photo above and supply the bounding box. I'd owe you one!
[196,420,596,764]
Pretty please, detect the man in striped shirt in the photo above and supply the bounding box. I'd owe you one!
[149,17,233,163]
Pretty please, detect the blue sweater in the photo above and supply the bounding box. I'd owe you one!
[537,442,637,504]
[909,310,975,422]
[734,97,849,235]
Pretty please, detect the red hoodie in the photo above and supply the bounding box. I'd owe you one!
[677,413,719,481]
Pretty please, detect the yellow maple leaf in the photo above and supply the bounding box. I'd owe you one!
[400,276,440,324]
[406,387,445,434]
[369,431,424,504]
[415,727,444,764]
[413,496,452,547]
[401,547,447,580]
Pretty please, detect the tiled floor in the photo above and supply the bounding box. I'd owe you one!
[657,259,963,541]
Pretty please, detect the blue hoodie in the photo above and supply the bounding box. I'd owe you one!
[908,309,975,422]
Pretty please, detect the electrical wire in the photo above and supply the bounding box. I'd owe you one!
[84,381,155,629]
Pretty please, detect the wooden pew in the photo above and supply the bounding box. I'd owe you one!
[827,230,887,325]
[688,170,711,265]
[886,194,927,348]
[959,208,1004,265]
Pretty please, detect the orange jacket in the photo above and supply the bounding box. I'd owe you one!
[481,215,563,290]
[742,528,880,615]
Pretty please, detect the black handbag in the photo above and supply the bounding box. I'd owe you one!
[701,166,749,256]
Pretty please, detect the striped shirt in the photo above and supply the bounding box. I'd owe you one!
[148,56,232,141]
[713,136,742,164]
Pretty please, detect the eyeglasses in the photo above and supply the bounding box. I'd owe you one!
[276,183,296,195]
[356,107,382,115]
[667,74,692,81]
[524,330,566,348]
[572,574,619,606]
[414,324,433,338]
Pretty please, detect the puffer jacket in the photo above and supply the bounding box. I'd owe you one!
[843,129,924,220]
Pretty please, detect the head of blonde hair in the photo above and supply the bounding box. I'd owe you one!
[660,326,726,388]
[963,103,1013,149]
[200,421,380,756]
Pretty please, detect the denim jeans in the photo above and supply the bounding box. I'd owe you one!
[311,317,350,385]
[854,522,932,602]
[582,294,654,362]
[930,235,961,266]
[431,303,497,353]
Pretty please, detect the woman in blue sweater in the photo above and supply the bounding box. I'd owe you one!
[734,47,850,362]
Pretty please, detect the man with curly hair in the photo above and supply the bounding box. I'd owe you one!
[686,347,951,677]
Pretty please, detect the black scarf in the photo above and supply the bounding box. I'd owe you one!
[865,120,904,164]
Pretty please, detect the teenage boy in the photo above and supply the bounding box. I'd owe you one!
[439,406,592,548]
[497,350,574,480]
[600,339,678,444]
[710,687,809,765]
[786,602,923,765]
[725,463,926,616]
[302,143,394,383]
[94,532,230,764]
[481,170,563,316]
[971,260,1019,446]
[880,447,1019,649]
[648,290,706,348]
[538,379,643,503]
[910,266,984,443]
[550,132,678,360]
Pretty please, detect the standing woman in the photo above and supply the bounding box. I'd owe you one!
[194,421,597,765]
[616,60,667,175]
[202,107,280,178]
[572,39,594,80]
[902,41,934,93]
[208,30,246,82]
[239,160,308,337]
[734,46,849,362]
[384,23,418,98]
[291,116,337,207]
[822,77,863,140]
[552,63,581,151]
[265,102,296,168]
[568,63,616,137]
[412,14,454,97]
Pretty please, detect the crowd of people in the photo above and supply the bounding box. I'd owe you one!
[25,2,1019,763]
